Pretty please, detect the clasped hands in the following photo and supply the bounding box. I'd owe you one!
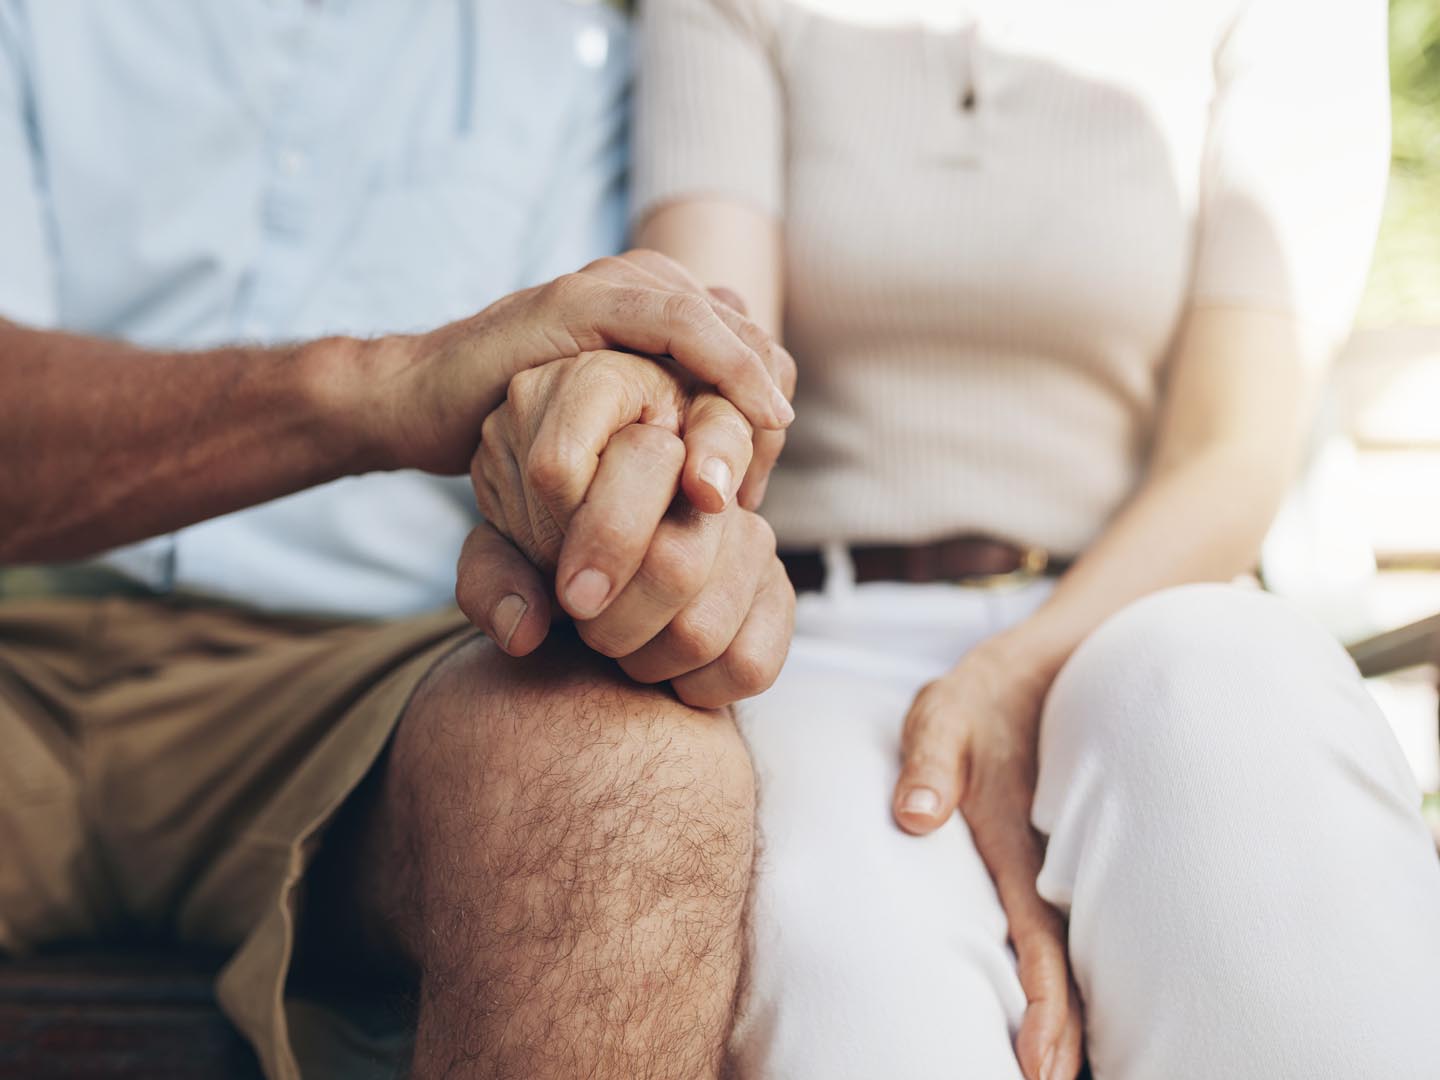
[449,250,1084,1080]
[455,251,797,710]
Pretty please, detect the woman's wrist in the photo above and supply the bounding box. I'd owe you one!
[972,615,1080,700]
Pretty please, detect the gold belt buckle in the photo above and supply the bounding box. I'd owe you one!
[962,545,1050,591]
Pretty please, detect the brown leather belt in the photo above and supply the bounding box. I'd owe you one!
[780,536,1071,593]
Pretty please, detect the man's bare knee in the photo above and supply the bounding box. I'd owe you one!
[386,629,756,1076]
[396,630,757,859]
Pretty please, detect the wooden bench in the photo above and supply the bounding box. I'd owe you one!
[0,946,262,1079]
[2,624,1433,1077]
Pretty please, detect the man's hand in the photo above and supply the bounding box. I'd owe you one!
[470,349,760,565]
[0,250,797,567]
[358,250,796,481]
[454,348,794,707]
[891,642,1085,1080]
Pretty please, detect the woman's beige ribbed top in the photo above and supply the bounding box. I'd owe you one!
[634,0,1389,555]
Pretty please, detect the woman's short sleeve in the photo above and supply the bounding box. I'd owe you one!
[1190,0,1390,351]
[633,0,784,223]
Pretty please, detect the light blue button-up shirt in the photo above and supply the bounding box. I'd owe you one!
[0,0,629,616]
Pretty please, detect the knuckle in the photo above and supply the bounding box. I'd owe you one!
[703,403,755,446]
[666,607,727,667]
[912,678,955,714]
[732,313,769,350]
[619,248,663,274]
[541,272,582,311]
[577,348,631,388]
[903,699,961,752]
[505,365,546,414]
[707,285,746,314]
[662,291,713,333]
[643,530,708,602]
[553,270,589,298]
[623,246,671,271]
[657,431,689,471]
[573,347,611,369]
[524,440,579,502]
[478,407,508,452]
[902,745,953,777]
[724,639,780,696]
[622,421,686,461]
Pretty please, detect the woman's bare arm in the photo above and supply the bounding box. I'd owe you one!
[636,199,785,336]
[984,304,1325,681]
[640,198,1320,684]
[888,304,1328,1080]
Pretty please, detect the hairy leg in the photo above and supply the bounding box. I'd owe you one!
[310,627,756,1080]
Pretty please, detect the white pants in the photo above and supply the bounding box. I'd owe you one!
[732,575,1440,1079]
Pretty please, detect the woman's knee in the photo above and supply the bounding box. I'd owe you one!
[1041,584,1373,771]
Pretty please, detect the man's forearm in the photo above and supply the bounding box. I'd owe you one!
[0,320,385,563]
[0,251,798,568]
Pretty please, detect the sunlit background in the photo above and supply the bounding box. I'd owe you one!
[1282,0,1440,818]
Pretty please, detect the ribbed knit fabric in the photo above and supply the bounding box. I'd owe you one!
[634,0,1390,554]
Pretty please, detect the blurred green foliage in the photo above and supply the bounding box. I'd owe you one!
[1361,0,1440,325]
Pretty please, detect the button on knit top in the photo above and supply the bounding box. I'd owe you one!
[633,0,1389,554]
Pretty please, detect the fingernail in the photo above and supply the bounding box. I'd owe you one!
[490,593,528,650]
[699,458,733,505]
[770,384,795,425]
[900,787,940,817]
[564,568,612,619]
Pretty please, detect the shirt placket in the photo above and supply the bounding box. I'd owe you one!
[235,1,328,339]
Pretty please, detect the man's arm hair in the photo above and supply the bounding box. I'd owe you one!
[0,250,795,579]
[0,319,379,563]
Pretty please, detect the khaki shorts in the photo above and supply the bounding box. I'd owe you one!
[0,591,476,1079]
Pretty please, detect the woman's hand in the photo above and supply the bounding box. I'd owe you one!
[891,638,1085,1080]
[457,347,794,706]
[469,349,758,578]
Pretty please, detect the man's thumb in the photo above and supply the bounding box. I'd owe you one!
[455,522,552,656]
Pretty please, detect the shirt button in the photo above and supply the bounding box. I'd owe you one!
[278,149,307,177]
[575,26,609,69]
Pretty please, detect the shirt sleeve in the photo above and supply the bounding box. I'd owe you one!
[632,0,784,224]
[519,8,632,286]
[1189,0,1390,352]
[0,1,57,327]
